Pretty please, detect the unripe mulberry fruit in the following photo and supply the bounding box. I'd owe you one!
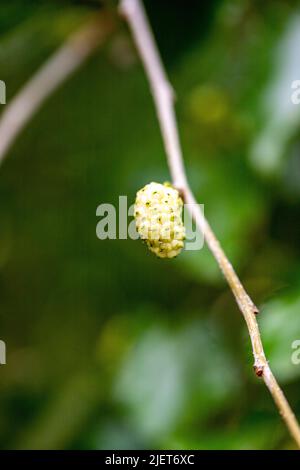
[134,182,185,258]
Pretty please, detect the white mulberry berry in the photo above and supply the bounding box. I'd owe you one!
[134,182,185,258]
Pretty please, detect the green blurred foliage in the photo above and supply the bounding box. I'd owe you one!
[0,0,300,450]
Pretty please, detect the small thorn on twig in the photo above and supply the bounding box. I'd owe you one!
[254,364,264,377]
[253,306,259,315]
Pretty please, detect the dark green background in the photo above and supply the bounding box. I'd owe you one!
[0,0,300,449]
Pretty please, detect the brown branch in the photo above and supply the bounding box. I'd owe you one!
[120,0,300,448]
[0,12,115,167]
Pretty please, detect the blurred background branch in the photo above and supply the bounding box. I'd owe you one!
[0,10,115,167]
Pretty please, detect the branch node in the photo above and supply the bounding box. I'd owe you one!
[254,364,264,377]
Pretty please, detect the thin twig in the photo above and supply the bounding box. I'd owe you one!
[120,0,300,448]
[0,12,115,167]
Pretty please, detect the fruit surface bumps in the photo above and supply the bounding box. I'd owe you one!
[134,182,185,258]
